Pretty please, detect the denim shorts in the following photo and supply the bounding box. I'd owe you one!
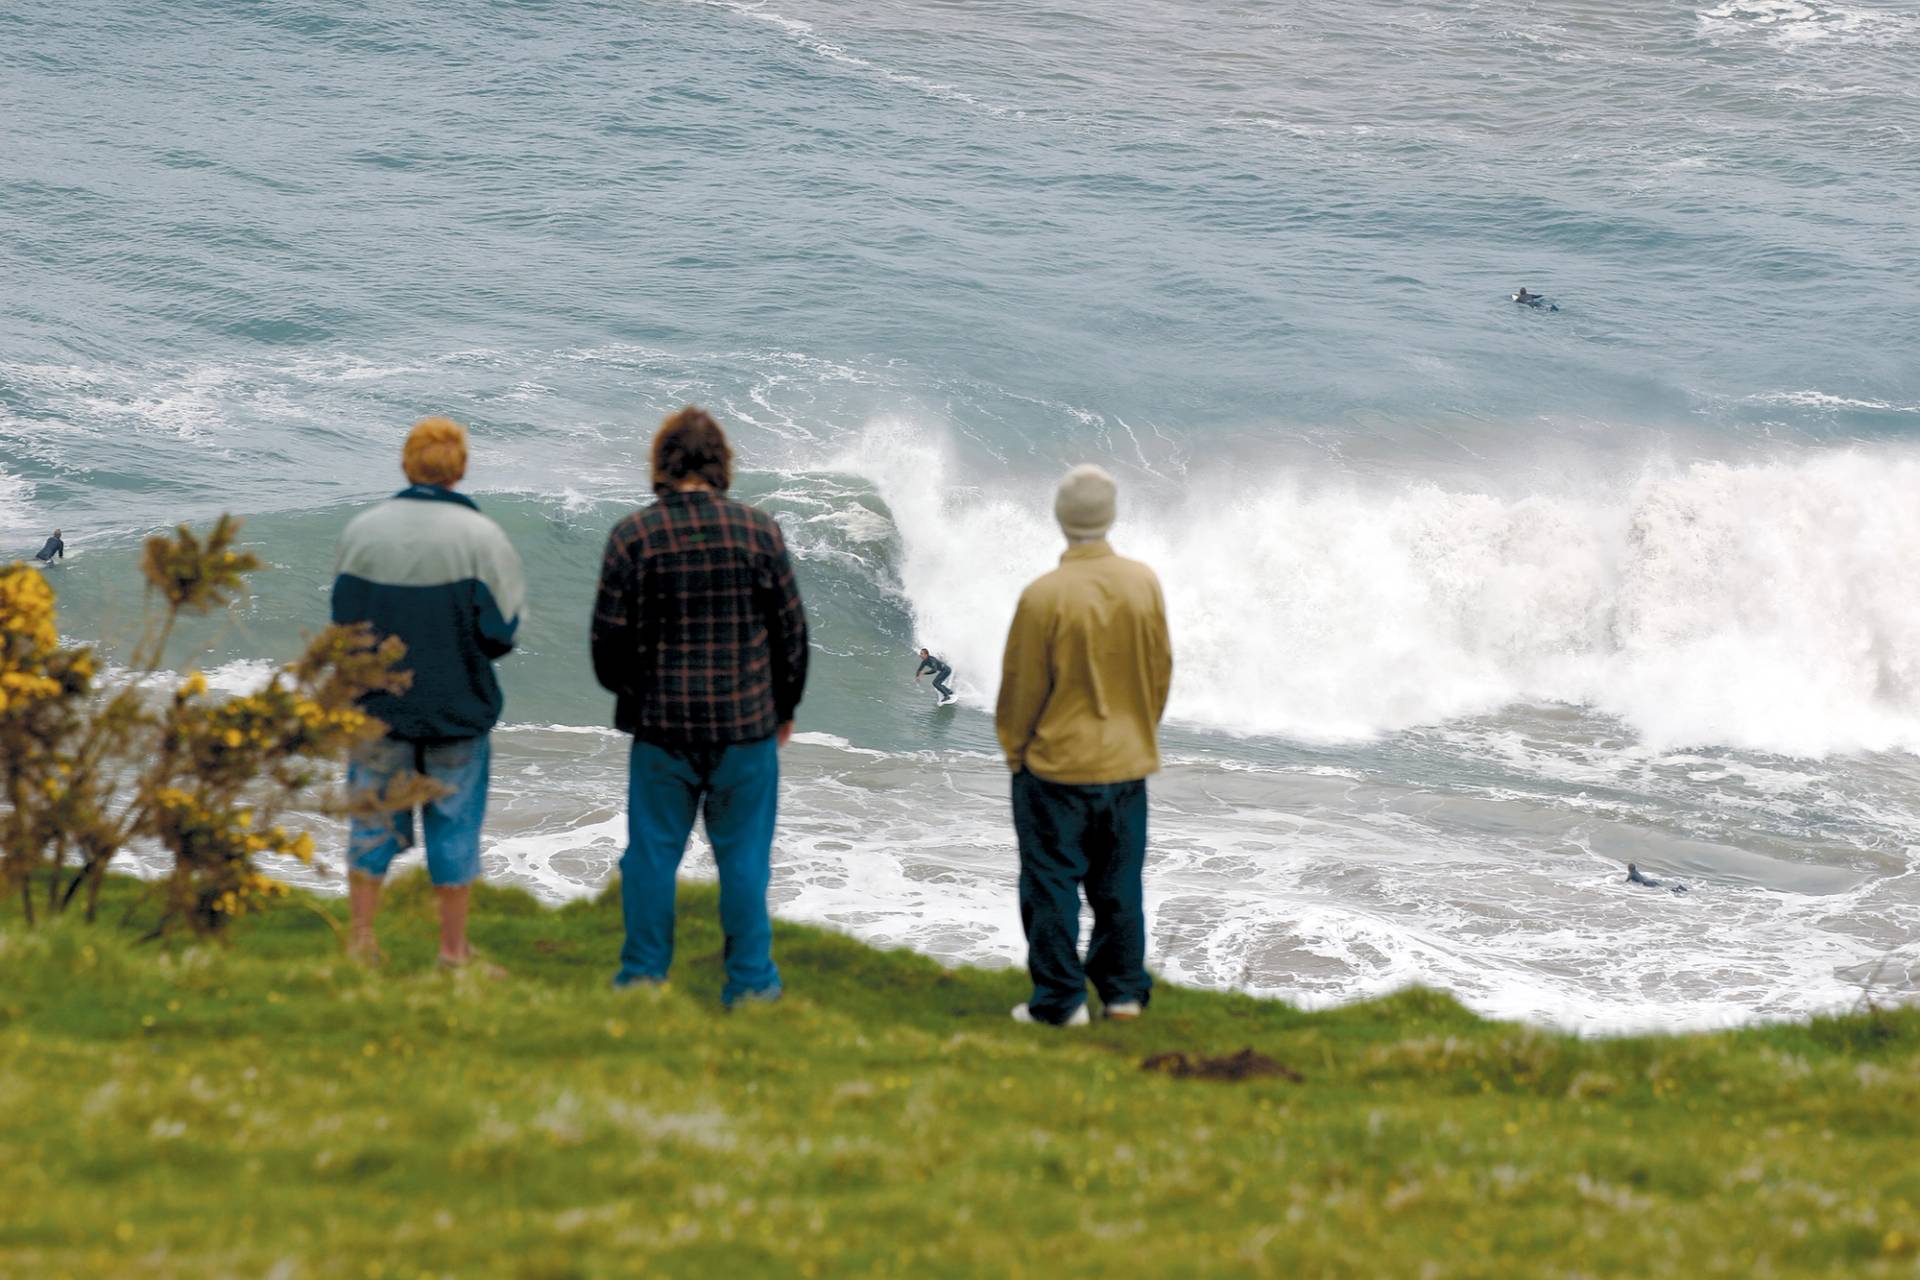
[346,735,491,887]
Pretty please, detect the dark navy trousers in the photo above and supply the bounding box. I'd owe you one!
[1012,769,1152,1024]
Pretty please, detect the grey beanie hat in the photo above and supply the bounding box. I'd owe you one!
[1054,464,1117,539]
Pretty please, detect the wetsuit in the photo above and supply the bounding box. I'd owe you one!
[915,654,954,701]
[33,535,63,563]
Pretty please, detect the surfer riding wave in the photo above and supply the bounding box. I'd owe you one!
[915,648,956,706]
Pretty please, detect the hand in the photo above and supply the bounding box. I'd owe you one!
[776,721,793,749]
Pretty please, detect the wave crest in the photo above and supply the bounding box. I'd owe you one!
[850,425,1920,755]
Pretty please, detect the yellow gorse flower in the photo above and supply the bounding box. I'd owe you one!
[1,671,61,699]
[0,564,58,651]
[0,564,64,715]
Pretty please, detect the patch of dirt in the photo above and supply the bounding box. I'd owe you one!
[1140,1048,1303,1083]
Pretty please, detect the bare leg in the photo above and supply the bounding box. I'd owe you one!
[347,871,383,965]
[435,884,471,965]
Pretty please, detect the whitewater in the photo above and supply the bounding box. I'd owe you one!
[4,0,1918,1030]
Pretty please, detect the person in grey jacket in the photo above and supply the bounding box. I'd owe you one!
[332,417,526,970]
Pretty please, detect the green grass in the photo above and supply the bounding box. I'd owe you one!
[1,876,1916,1279]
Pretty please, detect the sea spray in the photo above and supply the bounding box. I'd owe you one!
[854,424,1920,754]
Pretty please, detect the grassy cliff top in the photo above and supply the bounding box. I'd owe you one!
[2,876,1916,1278]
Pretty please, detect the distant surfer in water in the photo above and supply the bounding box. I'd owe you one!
[1626,862,1688,894]
[33,529,64,563]
[915,648,957,706]
[1512,287,1558,312]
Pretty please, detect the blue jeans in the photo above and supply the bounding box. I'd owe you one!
[617,737,782,1005]
[347,736,490,887]
[1012,770,1152,1025]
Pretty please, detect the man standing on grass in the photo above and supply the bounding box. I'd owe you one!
[591,406,809,1007]
[995,464,1172,1027]
[332,417,526,971]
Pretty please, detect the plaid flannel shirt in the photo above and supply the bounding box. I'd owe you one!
[591,489,810,746]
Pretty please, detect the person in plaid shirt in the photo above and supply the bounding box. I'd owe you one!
[591,405,809,1006]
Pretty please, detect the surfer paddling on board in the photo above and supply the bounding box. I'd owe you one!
[915,648,957,707]
[33,529,64,564]
[1512,287,1558,312]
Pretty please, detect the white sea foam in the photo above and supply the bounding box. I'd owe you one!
[201,658,281,696]
[1698,0,1919,45]
[698,0,1004,113]
[789,730,887,756]
[283,355,431,383]
[90,657,264,693]
[1746,389,1920,413]
[499,723,626,738]
[846,423,1920,757]
[0,465,35,534]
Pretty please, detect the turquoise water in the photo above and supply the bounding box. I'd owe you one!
[5,0,1918,1028]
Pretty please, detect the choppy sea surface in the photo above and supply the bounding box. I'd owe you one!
[5,0,1919,1030]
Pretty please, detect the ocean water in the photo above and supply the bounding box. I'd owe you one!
[4,0,1918,1030]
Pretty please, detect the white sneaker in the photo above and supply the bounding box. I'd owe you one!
[1103,1001,1143,1022]
[1011,1002,1090,1027]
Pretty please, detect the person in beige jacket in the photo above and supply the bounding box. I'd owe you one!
[995,464,1172,1026]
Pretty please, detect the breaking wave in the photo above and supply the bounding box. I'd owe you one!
[851,424,1920,756]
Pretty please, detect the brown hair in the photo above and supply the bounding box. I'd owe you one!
[651,405,733,495]
[402,417,469,487]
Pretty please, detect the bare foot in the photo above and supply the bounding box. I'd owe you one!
[346,934,383,969]
[437,951,507,980]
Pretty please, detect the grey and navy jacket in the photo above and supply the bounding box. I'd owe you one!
[332,485,526,742]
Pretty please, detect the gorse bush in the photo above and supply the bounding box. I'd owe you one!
[0,516,409,936]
